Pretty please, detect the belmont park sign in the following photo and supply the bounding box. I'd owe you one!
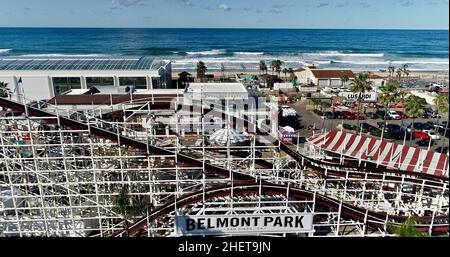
[175,213,314,236]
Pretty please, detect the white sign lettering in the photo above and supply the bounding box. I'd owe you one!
[175,213,314,235]
[339,92,377,102]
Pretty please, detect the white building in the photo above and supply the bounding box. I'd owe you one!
[296,67,355,87]
[184,82,249,104]
[0,56,172,102]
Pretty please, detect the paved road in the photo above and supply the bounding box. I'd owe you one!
[288,99,449,153]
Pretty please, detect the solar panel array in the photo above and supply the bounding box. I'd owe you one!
[0,56,157,71]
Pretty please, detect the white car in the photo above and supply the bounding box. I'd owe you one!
[422,130,440,140]
[330,87,340,93]
[388,111,401,120]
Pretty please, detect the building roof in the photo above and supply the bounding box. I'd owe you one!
[308,130,448,178]
[293,68,306,72]
[311,69,355,79]
[0,56,165,71]
[186,83,248,94]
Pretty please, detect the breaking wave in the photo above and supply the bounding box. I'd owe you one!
[185,49,226,55]
[0,49,12,53]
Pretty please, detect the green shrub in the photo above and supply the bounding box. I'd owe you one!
[313,109,323,116]
[343,124,358,131]
[371,129,391,139]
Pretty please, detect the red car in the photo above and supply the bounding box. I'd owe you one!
[397,111,408,119]
[342,111,356,120]
[413,131,430,140]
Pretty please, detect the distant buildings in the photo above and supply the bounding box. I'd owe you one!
[295,67,355,87]
[0,56,172,102]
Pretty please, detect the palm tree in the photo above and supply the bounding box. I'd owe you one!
[270,60,277,75]
[0,81,9,98]
[434,95,449,153]
[259,61,267,75]
[282,68,289,80]
[398,91,408,126]
[387,217,424,237]
[112,184,148,237]
[196,61,207,82]
[271,60,283,77]
[405,95,426,140]
[379,82,400,129]
[402,64,410,79]
[396,69,403,82]
[276,60,283,77]
[340,75,350,87]
[351,73,373,128]
[388,65,396,80]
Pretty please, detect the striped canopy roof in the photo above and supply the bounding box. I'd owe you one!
[210,128,248,145]
[308,130,449,178]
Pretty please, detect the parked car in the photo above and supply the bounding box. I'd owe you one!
[391,130,410,140]
[323,111,335,120]
[429,120,447,129]
[361,122,377,133]
[401,123,412,133]
[375,110,387,119]
[416,139,434,147]
[386,124,401,132]
[422,130,440,140]
[342,111,355,120]
[387,111,401,120]
[334,111,344,119]
[366,112,380,119]
[437,127,449,138]
[421,112,430,119]
[415,123,433,131]
[435,147,449,154]
[413,131,430,140]
[396,111,408,119]
[424,108,441,118]
[330,87,340,93]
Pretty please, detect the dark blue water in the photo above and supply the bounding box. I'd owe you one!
[0,28,448,71]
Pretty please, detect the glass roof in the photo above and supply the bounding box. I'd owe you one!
[0,56,158,71]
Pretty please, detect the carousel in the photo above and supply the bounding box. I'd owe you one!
[209,127,249,146]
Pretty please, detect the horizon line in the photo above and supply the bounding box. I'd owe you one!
[0,26,449,31]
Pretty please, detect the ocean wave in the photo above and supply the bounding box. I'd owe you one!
[330,60,390,65]
[0,49,12,53]
[233,52,264,56]
[311,51,385,58]
[19,54,108,57]
[185,49,226,55]
[391,60,449,65]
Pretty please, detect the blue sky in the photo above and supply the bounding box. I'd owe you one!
[0,0,448,29]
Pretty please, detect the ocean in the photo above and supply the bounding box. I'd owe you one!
[0,28,448,72]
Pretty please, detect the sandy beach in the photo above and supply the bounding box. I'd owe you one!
[174,69,449,83]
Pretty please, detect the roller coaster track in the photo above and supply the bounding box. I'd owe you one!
[99,99,449,182]
[114,182,449,237]
[0,97,448,236]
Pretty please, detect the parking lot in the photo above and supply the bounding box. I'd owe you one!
[289,99,449,153]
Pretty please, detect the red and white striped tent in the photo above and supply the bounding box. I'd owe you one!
[308,130,449,178]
